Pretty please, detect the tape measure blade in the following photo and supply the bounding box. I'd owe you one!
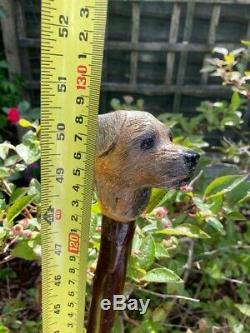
[41,1,108,332]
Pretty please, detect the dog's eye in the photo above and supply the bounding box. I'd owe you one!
[140,137,155,150]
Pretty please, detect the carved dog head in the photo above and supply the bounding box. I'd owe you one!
[95,111,199,222]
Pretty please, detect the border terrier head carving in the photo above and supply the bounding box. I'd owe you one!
[95,111,199,222]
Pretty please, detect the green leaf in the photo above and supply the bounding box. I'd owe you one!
[204,262,221,280]
[131,228,142,253]
[4,154,19,167]
[137,235,155,270]
[136,98,144,110]
[0,227,6,239]
[0,142,10,160]
[91,200,101,214]
[156,224,210,239]
[142,267,182,283]
[206,217,224,234]
[0,324,10,333]
[89,213,98,238]
[0,199,6,210]
[208,193,223,214]
[146,188,167,213]
[200,64,216,73]
[16,144,30,162]
[0,167,9,178]
[193,196,212,215]
[16,143,40,164]
[18,100,30,115]
[29,218,41,231]
[204,175,247,197]
[28,179,41,205]
[230,92,241,111]
[10,187,28,203]
[152,306,167,322]
[7,194,35,225]
[231,47,245,56]
[22,130,36,145]
[241,40,250,46]
[155,243,169,259]
[147,188,176,213]
[127,256,142,281]
[11,240,39,261]
[222,113,242,128]
[226,178,250,205]
[235,304,250,317]
[226,212,246,221]
[15,163,27,172]
[110,98,121,110]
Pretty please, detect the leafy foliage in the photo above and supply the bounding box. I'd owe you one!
[0,120,41,262]
[0,44,249,333]
[107,44,250,332]
[202,43,250,97]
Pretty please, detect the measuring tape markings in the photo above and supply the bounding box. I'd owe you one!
[41,1,107,332]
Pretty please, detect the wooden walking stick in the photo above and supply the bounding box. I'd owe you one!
[87,217,135,333]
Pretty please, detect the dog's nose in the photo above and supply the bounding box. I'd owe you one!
[183,150,200,167]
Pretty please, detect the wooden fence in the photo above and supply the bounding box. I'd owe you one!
[1,0,250,116]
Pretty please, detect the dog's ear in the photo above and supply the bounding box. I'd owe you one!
[96,112,126,157]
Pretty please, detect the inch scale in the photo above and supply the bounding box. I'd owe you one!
[41,1,107,332]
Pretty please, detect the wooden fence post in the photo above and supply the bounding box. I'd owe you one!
[0,0,21,78]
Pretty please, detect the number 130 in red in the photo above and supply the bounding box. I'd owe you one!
[76,65,87,90]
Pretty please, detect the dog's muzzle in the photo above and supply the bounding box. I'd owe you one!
[182,149,200,170]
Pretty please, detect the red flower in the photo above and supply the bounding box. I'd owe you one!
[7,107,20,124]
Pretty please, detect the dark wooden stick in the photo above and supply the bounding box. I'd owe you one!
[87,215,135,333]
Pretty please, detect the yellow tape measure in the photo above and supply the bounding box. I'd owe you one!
[41,1,107,332]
